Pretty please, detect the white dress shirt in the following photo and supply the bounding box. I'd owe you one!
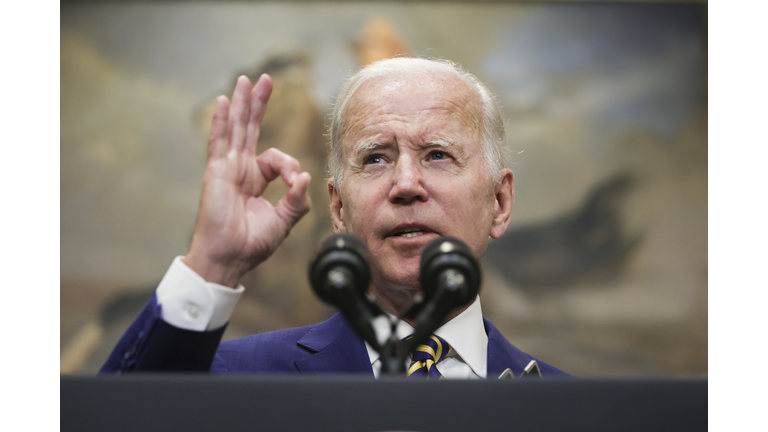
[366,298,488,379]
[156,256,488,378]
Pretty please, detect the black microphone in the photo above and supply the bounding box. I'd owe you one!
[420,236,480,307]
[308,233,381,350]
[404,237,481,354]
[309,234,371,304]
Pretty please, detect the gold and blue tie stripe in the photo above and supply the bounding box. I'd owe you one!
[406,334,452,379]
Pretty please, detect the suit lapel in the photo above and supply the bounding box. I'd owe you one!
[294,312,373,375]
[484,317,530,379]
[291,314,530,378]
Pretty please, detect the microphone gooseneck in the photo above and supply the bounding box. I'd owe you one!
[308,234,482,375]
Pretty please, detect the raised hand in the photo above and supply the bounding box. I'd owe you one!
[183,75,312,287]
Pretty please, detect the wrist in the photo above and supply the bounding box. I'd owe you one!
[182,252,244,288]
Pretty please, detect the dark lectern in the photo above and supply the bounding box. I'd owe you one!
[61,375,706,432]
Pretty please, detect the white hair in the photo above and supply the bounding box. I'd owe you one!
[327,57,508,191]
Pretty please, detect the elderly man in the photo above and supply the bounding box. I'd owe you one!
[101,58,568,378]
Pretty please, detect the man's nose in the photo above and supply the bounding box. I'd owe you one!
[388,156,428,204]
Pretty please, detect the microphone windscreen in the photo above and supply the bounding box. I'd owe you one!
[309,233,371,305]
[419,236,481,305]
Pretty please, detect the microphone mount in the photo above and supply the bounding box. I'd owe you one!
[308,235,481,376]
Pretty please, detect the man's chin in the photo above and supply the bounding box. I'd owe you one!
[367,252,422,295]
[371,268,420,294]
[369,274,421,314]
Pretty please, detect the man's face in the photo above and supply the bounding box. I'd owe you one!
[330,73,513,306]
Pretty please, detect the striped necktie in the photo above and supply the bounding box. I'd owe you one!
[406,334,452,379]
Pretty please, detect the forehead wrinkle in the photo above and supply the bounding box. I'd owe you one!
[341,108,406,152]
[343,73,479,125]
[341,74,484,155]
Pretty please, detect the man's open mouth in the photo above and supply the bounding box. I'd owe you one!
[393,227,428,238]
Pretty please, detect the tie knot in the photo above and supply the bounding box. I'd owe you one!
[410,334,451,363]
[405,335,452,378]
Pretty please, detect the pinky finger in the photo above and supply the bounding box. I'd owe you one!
[207,95,230,160]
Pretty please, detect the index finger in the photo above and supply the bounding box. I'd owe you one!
[255,147,301,187]
[244,74,273,154]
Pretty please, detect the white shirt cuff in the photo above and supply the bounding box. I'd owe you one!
[155,256,244,331]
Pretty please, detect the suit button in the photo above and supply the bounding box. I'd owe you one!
[123,331,144,359]
[123,345,136,359]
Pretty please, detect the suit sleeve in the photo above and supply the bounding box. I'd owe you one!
[99,257,242,373]
[99,293,227,372]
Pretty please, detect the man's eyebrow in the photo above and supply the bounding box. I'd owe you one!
[351,138,464,157]
[425,138,459,148]
[352,141,388,157]
[425,137,468,160]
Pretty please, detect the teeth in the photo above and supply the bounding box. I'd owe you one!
[397,230,426,238]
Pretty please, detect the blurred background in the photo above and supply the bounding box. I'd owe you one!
[61,0,707,376]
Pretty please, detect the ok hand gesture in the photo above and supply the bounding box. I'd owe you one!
[183,75,312,287]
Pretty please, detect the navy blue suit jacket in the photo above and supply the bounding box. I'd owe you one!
[101,293,570,378]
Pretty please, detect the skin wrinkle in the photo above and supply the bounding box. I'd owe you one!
[329,59,510,195]
[343,79,491,310]
[330,72,514,318]
[341,74,484,163]
[348,138,469,180]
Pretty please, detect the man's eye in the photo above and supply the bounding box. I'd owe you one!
[429,151,447,160]
[365,155,383,164]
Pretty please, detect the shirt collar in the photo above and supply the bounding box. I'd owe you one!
[364,295,488,378]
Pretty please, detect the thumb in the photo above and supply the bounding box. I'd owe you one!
[276,171,312,228]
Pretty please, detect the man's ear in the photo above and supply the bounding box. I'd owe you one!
[328,180,347,233]
[490,168,514,239]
